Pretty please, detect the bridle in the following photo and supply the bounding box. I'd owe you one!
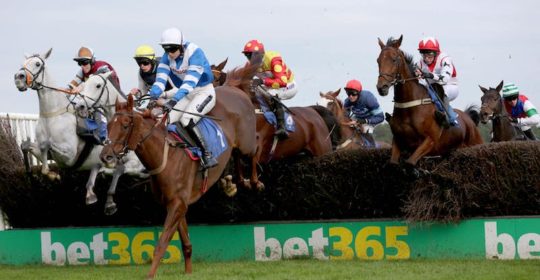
[20,55,72,94]
[106,111,166,160]
[79,74,111,114]
[378,48,418,87]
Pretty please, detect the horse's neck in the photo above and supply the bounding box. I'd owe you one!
[37,71,71,114]
[492,100,517,141]
[136,121,171,170]
[103,84,124,120]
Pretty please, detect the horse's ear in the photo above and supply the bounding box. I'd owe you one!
[496,80,504,92]
[101,70,113,79]
[479,85,489,94]
[396,35,403,48]
[127,94,134,110]
[43,48,52,59]
[378,38,386,49]
[333,88,341,97]
[115,96,122,111]
[217,58,228,71]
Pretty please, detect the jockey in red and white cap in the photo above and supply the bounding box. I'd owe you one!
[415,37,459,127]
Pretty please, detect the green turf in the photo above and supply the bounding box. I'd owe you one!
[0,259,538,280]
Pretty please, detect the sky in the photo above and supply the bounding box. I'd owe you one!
[3,0,540,116]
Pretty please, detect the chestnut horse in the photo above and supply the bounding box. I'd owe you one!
[317,88,391,149]
[479,80,527,141]
[376,36,483,173]
[211,58,228,87]
[100,88,257,276]
[214,59,339,189]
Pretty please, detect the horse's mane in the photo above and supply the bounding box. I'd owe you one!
[386,37,417,77]
[223,52,263,94]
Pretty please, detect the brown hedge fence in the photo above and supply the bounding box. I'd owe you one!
[0,121,539,228]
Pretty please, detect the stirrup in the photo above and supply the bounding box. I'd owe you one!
[275,128,289,139]
[201,153,218,169]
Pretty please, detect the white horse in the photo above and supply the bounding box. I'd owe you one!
[13,48,146,215]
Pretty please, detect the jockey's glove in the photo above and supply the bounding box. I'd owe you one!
[422,72,434,79]
[163,99,177,113]
[357,118,368,125]
[252,78,264,87]
[510,117,519,124]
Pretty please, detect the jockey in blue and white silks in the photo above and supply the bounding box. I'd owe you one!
[149,27,217,168]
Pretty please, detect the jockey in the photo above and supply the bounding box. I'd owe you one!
[70,46,120,144]
[502,83,540,140]
[242,39,298,139]
[129,45,174,103]
[343,79,384,147]
[415,37,459,127]
[148,27,218,169]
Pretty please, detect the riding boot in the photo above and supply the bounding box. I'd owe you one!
[274,104,289,139]
[363,133,376,148]
[443,96,459,127]
[523,129,537,140]
[95,111,108,144]
[186,123,218,169]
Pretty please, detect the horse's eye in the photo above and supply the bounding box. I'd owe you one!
[35,62,41,67]
[96,84,102,89]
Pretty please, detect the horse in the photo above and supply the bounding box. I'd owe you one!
[75,71,152,213]
[479,81,527,141]
[13,48,146,215]
[211,57,338,188]
[376,36,483,175]
[317,88,391,149]
[210,58,228,87]
[100,79,258,277]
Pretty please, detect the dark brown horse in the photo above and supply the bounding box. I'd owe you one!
[317,88,391,149]
[479,81,527,141]
[100,86,257,277]
[376,35,483,173]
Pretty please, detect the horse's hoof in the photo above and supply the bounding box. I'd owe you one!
[86,192,98,205]
[47,172,60,181]
[104,203,117,216]
[224,184,237,197]
[255,181,265,191]
[242,179,251,189]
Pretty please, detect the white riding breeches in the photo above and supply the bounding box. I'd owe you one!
[169,83,216,127]
[267,81,298,100]
[443,84,459,101]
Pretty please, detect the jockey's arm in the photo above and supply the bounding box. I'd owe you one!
[263,56,288,89]
[435,56,455,84]
[519,105,540,127]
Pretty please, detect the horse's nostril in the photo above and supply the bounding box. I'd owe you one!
[17,74,25,79]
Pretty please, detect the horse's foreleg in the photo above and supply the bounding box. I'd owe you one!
[104,163,125,215]
[406,138,435,166]
[250,155,264,191]
[177,216,192,274]
[389,140,401,165]
[37,140,60,180]
[148,199,183,279]
[85,164,102,205]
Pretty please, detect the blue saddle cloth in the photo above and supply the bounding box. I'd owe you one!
[167,118,228,158]
[426,84,458,126]
[256,94,296,132]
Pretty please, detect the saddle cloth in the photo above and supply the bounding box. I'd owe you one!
[167,117,228,159]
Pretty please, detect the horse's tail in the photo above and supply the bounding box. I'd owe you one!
[223,52,263,94]
[465,104,481,126]
[309,105,341,149]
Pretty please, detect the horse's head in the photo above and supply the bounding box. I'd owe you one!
[479,80,504,124]
[14,48,52,92]
[77,71,116,113]
[316,89,342,116]
[101,94,152,167]
[211,58,228,87]
[376,35,408,96]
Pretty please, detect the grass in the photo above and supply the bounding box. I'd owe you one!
[0,259,538,280]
